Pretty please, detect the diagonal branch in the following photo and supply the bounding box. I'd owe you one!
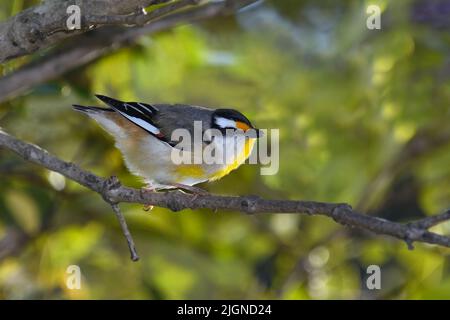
[0,0,202,63]
[410,208,450,230]
[1,129,449,261]
[0,0,258,103]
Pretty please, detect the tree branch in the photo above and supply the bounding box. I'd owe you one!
[0,0,193,63]
[84,0,199,27]
[0,129,449,261]
[0,0,258,103]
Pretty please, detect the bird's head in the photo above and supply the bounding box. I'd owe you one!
[211,109,263,138]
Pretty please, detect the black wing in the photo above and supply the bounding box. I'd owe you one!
[95,94,173,144]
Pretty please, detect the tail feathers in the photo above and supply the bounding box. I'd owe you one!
[72,104,114,114]
[95,94,125,109]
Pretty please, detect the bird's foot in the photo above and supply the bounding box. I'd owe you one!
[143,204,153,212]
[141,186,156,212]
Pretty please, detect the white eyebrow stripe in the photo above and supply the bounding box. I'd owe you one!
[215,117,236,129]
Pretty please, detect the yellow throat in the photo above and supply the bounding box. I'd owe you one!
[209,137,256,181]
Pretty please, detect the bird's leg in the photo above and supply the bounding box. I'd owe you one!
[142,185,156,212]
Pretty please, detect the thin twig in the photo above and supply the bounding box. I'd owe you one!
[410,208,450,230]
[110,203,139,261]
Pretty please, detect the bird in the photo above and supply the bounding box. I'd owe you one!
[73,94,262,198]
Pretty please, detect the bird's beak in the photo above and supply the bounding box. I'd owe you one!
[255,128,264,138]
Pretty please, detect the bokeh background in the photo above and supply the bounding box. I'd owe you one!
[0,0,450,299]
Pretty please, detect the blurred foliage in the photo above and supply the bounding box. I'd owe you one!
[0,0,450,299]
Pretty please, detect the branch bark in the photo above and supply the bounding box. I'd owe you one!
[0,0,257,103]
[0,0,181,63]
[1,129,449,261]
